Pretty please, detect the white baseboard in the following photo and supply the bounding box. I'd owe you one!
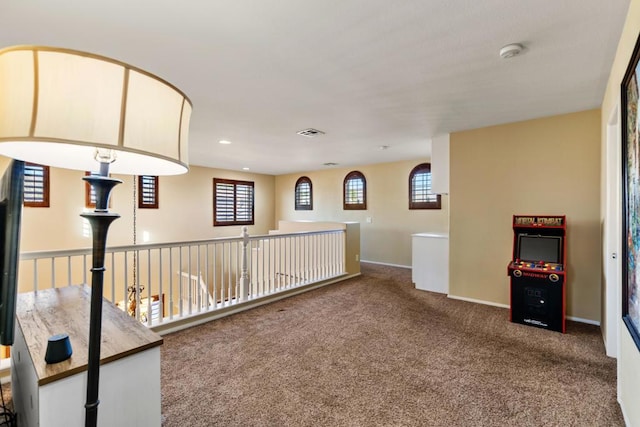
[566,316,600,326]
[447,295,600,326]
[360,259,411,269]
[447,294,509,309]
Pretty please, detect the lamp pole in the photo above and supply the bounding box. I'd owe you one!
[81,161,122,427]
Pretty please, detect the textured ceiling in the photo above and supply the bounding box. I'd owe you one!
[0,1,630,175]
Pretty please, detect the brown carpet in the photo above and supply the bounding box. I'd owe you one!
[160,263,623,427]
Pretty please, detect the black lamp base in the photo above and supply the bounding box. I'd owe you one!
[81,170,122,427]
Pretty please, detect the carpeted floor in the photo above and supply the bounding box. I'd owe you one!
[160,263,624,427]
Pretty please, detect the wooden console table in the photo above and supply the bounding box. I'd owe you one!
[11,285,163,426]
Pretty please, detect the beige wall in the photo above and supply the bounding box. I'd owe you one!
[450,109,601,321]
[600,0,640,425]
[0,157,276,252]
[274,159,449,267]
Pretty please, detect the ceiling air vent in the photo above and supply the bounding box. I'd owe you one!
[297,128,325,137]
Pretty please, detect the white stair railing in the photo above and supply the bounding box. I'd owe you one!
[17,228,346,329]
[178,271,214,315]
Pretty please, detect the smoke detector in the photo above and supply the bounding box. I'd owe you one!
[499,43,524,59]
[297,128,325,137]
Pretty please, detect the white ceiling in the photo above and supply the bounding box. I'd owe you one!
[0,1,630,175]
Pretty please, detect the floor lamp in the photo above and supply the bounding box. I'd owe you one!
[0,45,192,426]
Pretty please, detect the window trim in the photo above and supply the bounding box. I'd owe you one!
[294,176,313,211]
[138,175,159,209]
[213,178,255,226]
[408,163,441,210]
[343,170,367,210]
[23,163,50,208]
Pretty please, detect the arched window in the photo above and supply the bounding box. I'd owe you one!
[343,171,367,210]
[295,176,313,210]
[409,163,441,209]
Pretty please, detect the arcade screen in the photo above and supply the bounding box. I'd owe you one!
[517,234,562,263]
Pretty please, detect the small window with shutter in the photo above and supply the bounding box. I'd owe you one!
[138,175,159,209]
[409,163,441,209]
[213,178,254,226]
[295,176,313,210]
[343,171,367,210]
[24,163,50,207]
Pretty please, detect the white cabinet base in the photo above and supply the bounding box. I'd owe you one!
[11,286,163,427]
[412,233,449,294]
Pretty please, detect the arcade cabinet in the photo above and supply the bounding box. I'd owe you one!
[507,215,566,333]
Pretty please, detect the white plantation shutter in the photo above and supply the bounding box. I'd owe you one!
[24,163,49,207]
[235,182,253,222]
[139,175,159,208]
[214,178,254,226]
[215,181,235,223]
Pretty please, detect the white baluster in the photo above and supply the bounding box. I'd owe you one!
[240,226,250,301]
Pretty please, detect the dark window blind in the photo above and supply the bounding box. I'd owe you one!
[343,171,366,210]
[138,175,159,208]
[409,163,441,209]
[24,163,49,207]
[214,178,255,226]
[295,177,313,210]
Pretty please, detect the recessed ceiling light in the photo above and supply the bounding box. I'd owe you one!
[219,140,232,145]
[242,167,250,171]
